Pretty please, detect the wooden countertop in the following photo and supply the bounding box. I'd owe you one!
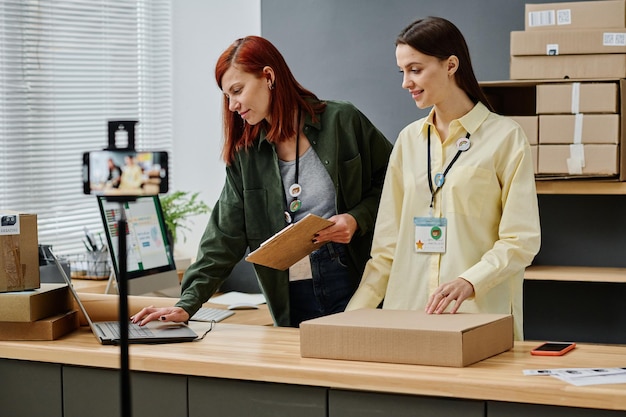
[0,323,624,411]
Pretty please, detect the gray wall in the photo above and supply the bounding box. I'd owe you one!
[261,0,572,141]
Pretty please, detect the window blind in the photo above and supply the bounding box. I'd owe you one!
[0,0,173,255]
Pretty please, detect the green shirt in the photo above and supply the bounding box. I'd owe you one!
[177,100,393,326]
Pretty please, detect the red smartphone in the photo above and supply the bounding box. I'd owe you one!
[530,342,576,356]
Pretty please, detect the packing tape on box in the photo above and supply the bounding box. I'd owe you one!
[0,235,24,291]
[571,82,580,114]
[567,143,585,175]
[573,113,583,144]
[74,292,178,326]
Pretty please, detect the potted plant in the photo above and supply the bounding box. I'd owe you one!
[159,191,211,249]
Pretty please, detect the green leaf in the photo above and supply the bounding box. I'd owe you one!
[159,191,211,244]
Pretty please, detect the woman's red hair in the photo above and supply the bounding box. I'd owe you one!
[215,36,326,164]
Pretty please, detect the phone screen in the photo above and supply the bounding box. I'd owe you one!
[531,342,576,356]
[83,150,169,196]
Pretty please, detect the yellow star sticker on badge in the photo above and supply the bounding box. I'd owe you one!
[416,240,424,250]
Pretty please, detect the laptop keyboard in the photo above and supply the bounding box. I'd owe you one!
[190,307,234,323]
[101,321,155,339]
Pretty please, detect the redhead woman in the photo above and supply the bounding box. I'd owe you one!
[133,36,392,327]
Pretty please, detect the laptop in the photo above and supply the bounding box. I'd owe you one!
[51,249,199,345]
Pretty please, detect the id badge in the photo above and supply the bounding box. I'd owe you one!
[289,255,313,281]
[414,217,447,253]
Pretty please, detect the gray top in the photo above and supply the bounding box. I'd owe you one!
[279,146,336,223]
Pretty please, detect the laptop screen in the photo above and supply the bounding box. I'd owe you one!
[97,195,179,295]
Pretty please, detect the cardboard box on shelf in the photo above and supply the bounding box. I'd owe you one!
[536,82,619,114]
[0,283,72,322]
[511,28,626,56]
[510,54,626,80]
[510,115,538,145]
[539,114,620,144]
[525,0,626,31]
[300,309,513,367]
[0,212,39,292]
[481,79,626,181]
[537,144,619,176]
[0,310,78,341]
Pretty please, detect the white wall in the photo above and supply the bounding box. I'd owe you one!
[171,0,261,259]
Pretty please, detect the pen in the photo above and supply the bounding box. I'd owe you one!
[84,227,98,251]
[82,239,94,252]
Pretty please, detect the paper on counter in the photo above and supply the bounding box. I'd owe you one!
[210,291,266,306]
[524,367,626,386]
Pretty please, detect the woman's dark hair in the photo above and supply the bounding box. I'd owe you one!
[215,36,325,164]
[396,17,493,111]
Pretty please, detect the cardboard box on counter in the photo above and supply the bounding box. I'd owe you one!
[0,310,78,341]
[0,283,72,322]
[537,144,619,176]
[511,29,626,56]
[300,309,513,367]
[510,54,626,80]
[539,114,620,144]
[536,82,619,114]
[0,212,39,292]
[525,0,626,31]
[510,115,538,145]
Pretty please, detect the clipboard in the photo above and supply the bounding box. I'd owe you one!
[245,214,334,270]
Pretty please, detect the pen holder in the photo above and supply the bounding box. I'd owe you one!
[65,248,111,280]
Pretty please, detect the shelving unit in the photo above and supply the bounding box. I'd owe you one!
[525,265,626,283]
[524,264,626,344]
[535,179,626,195]
[525,178,626,344]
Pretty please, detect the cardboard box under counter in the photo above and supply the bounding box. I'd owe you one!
[0,283,72,322]
[0,212,39,292]
[0,310,78,341]
[300,309,513,367]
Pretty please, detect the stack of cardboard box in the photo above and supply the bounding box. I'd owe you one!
[536,82,621,175]
[0,212,78,340]
[511,0,626,79]
[482,0,626,178]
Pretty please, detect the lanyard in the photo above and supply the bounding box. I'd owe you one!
[283,112,303,223]
[426,125,471,212]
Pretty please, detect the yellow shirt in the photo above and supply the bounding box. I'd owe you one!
[346,102,541,339]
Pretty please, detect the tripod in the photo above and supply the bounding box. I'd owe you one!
[104,120,140,417]
[106,196,134,417]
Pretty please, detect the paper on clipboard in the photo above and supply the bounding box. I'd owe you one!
[245,214,334,270]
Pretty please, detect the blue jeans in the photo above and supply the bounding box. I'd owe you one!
[288,242,356,327]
